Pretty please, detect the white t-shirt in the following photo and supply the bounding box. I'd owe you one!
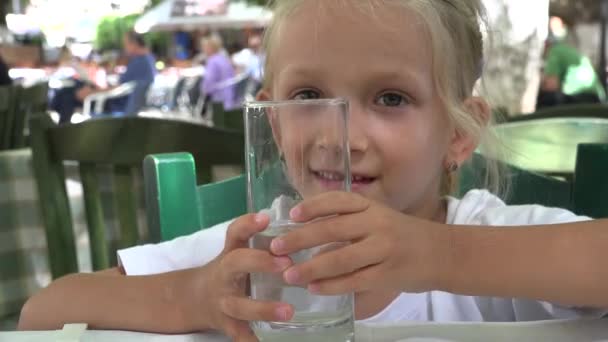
[117,189,606,322]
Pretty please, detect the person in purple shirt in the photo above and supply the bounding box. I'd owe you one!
[200,35,237,110]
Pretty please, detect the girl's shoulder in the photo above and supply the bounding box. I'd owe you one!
[447,189,590,227]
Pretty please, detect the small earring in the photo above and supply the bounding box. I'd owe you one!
[447,161,459,173]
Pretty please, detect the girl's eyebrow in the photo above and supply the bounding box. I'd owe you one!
[279,65,426,86]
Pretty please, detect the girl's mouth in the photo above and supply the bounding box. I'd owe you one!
[312,170,376,190]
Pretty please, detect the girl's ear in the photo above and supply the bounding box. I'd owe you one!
[447,96,491,167]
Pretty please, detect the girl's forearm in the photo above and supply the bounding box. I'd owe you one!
[440,219,608,308]
[18,268,210,333]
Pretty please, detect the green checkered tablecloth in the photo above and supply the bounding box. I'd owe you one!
[0,148,150,329]
[0,149,49,326]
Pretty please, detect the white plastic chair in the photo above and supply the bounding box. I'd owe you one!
[82,81,136,117]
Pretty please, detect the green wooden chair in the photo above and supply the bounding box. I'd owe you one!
[0,85,21,151]
[506,103,608,123]
[0,82,48,151]
[459,143,608,219]
[0,85,12,150]
[13,82,48,149]
[29,114,244,279]
[146,144,608,242]
[211,102,244,131]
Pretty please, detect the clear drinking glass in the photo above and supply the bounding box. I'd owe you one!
[245,98,354,341]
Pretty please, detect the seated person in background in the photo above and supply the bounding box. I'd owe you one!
[77,31,157,115]
[50,47,96,123]
[200,35,237,111]
[0,53,12,86]
[537,18,606,109]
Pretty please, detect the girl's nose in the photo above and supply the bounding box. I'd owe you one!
[348,103,369,157]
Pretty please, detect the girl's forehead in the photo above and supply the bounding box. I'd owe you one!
[270,1,433,84]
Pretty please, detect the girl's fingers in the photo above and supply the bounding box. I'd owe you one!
[221,248,292,279]
[223,319,258,342]
[270,214,367,255]
[282,238,385,285]
[289,192,369,222]
[307,264,385,295]
[225,213,270,251]
[220,295,294,322]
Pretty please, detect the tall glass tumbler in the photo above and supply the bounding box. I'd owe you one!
[245,99,354,341]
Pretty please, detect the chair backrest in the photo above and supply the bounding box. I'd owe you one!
[211,102,244,131]
[144,153,247,241]
[0,83,44,151]
[29,114,244,278]
[0,85,15,150]
[459,153,572,209]
[506,103,608,123]
[14,82,48,148]
[460,144,608,218]
[572,143,608,218]
[147,143,608,243]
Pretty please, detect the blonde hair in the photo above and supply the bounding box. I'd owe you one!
[262,0,506,197]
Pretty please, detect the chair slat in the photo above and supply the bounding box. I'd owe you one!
[573,144,608,218]
[112,165,139,249]
[1,86,19,150]
[79,163,110,271]
[144,153,203,242]
[0,86,10,150]
[197,174,246,230]
[29,114,78,278]
[13,83,48,149]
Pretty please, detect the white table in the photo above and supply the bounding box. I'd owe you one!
[2,319,607,342]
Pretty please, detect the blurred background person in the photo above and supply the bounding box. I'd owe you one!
[232,34,264,93]
[77,30,157,115]
[200,35,236,112]
[537,16,606,108]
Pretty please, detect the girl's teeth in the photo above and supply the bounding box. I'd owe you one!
[319,171,342,181]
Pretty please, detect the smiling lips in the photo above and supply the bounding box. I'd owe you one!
[312,170,375,190]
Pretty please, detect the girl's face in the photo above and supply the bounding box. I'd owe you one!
[264,1,466,220]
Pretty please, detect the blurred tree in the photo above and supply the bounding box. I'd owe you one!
[95,14,170,58]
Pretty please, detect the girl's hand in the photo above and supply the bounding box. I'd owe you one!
[269,192,451,296]
[199,213,294,341]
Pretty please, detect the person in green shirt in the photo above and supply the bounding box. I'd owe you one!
[538,36,606,108]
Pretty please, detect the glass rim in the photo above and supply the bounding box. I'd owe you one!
[244,98,348,108]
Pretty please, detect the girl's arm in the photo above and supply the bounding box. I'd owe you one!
[442,219,608,308]
[18,267,209,333]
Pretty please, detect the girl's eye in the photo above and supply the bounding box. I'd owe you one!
[376,92,409,107]
[292,90,320,100]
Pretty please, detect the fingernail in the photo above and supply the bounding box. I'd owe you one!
[274,257,291,271]
[289,206,301,220]
[284,268,300,284]
[254,213,267,224]
[275,306,291,321]
[308,283,321,294]
[271,238,285,254]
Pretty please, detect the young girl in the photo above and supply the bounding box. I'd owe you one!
[19,0,608,340]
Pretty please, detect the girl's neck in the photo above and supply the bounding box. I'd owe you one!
[408,191,449,225]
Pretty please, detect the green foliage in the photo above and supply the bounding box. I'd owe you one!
[94,14,170,57]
